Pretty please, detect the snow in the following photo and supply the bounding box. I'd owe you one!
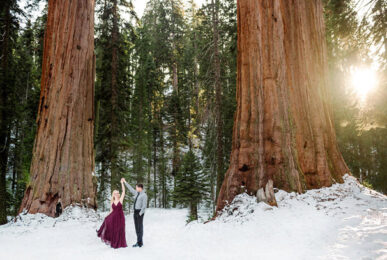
[0,174,386,260]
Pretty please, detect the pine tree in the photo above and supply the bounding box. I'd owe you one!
[139,0,188,208]
[173,150,207,221]
[94,0,136,209]
[195,0,237,210]
[9,19,41,215]
[0,0,22,224]
[131,26,155,187]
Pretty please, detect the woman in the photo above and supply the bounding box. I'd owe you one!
[97,179,127,249]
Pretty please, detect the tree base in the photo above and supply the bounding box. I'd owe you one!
[256,180,277,207]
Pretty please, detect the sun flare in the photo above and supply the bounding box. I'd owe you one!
[350,67,378,99]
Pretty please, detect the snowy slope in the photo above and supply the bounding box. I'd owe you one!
[0,174,386,260]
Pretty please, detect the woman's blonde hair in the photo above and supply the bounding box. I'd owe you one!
[110,190,119,204]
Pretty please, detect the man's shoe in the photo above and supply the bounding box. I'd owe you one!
[132,243,139,247]
[138,243,143,248]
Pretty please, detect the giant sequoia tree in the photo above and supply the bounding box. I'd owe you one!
[19,0,96,216]
[216,0,349,212]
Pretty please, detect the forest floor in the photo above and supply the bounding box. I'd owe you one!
[0,175,386,260]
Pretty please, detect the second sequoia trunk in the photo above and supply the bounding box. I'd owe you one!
[19,0,96,216]
[216,0,349,212]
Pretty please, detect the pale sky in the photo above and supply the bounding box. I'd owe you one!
[132,0,208,18]
[20,0,208,26]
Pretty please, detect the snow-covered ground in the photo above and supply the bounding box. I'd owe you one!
[0,175,386,260]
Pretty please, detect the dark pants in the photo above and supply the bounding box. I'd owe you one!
[134,209,144,245]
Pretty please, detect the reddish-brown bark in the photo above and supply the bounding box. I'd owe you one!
[19,0,97,217]
[216,0,349,212]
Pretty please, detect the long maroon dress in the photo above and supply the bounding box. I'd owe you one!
[97,201,127,249]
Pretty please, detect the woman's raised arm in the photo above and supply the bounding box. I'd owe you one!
[120,179,125,204]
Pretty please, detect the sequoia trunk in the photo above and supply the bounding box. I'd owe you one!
[216,0,349,212]
[19,0,96,216]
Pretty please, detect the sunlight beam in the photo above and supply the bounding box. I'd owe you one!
[350,67,378,100]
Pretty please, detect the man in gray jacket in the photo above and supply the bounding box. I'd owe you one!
[121,178,147,247]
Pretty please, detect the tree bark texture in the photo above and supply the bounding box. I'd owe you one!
[216,0,349,212]
[19,0,96,217]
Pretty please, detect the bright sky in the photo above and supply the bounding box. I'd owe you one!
[19,0,208,26]
[132,0,207,17]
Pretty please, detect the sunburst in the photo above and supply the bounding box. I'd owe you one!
[350,67,378,100]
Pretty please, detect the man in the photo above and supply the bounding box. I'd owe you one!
[121,178,147,248]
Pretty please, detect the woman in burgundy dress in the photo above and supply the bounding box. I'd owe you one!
[97,179,127,249]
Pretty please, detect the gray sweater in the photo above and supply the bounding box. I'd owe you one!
[124,182,147,216]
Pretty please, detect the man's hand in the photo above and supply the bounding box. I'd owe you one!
[120,178,126,183]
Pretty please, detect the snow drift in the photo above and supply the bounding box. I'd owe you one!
[0,174,386,260]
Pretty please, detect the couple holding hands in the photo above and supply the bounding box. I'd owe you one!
[97,178,147,249]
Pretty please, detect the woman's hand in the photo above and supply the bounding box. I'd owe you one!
[120,179,125,204]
